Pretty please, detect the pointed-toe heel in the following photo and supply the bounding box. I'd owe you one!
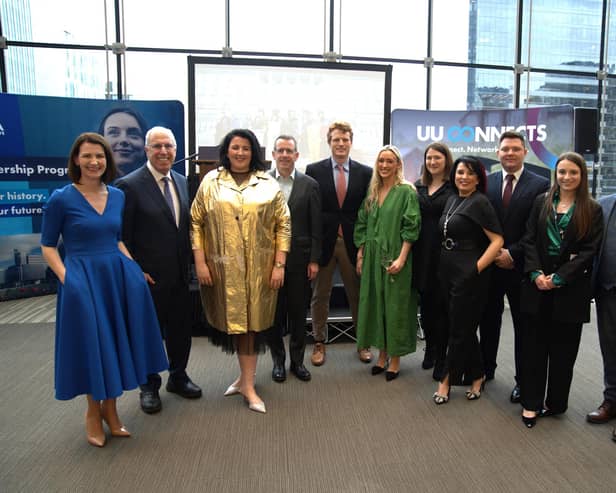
[86,413,106,447]
[385,370,399,381]
[522,415,537,428]
[224,383,241,396]
[248,400,267,414]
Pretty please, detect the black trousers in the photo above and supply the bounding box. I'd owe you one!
[141,278,192,391]
[519,293,583,413]
[479,267,524,381]
[442,270,489,386]
[267,267,311,367]
[420,281,449,379]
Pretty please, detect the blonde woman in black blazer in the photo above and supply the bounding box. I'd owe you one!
[519,152,603,428]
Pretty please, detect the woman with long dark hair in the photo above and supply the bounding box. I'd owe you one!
[433,156,503,405]
[413,143,455,378]
[191,129,291,414]
[519,152,603,428]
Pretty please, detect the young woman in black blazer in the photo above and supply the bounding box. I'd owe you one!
[519,152,603,428]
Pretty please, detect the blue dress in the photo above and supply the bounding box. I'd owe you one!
[41,184,168,401]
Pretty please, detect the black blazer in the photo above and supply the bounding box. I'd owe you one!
[487,169,550,272]
[305,158,372,266]
[270,170,322,272]
[116,165,191,286]
[521,194,603,323]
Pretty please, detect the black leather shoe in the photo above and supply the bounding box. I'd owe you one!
[272,364,287,382]
[140,390,162,414]
[522,414,537,428]
[166,378,202,399]
[510,385,521,403]
[612,428,616,443]
[290,364,311,381]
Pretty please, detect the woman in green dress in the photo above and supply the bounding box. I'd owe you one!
[354,145,421,380]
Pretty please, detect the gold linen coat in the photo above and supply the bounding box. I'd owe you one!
[191,168,291,334]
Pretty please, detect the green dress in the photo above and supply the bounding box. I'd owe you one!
[354,183,421,356]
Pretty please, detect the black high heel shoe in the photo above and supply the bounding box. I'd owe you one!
[371,364,387,375]
[522,410,537,428]
[465,376,486,401]
[433,385,451,405]
[385,370,399,381]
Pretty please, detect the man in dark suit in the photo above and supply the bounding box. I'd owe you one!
[267,135,321,382]
[116,126,201,414]
[305,121,373,366]
[587,193,616,440]
[479,130,549,402]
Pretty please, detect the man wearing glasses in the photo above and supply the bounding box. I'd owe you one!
[117,126,202,415]
[267,135,321,382]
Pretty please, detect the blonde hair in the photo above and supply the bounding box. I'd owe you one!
[365,145,406,211]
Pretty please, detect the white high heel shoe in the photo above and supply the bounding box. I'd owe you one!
[224,382,241,396]
[246,398,266,414]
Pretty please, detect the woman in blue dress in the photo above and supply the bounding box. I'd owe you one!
[41,133,168,447]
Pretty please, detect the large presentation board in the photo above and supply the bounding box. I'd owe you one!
[188,57,392,170]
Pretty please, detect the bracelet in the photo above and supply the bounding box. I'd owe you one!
[274,262,286,268]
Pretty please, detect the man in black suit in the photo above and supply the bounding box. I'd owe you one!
[479,130,549,402]
[587,194,616,437]
[305,121,373,366]
[116,126,201,414]
[267,135,321,382]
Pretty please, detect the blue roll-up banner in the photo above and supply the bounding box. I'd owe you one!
[0,94,184,300]
[391,105,574,183]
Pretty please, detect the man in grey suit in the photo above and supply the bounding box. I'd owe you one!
[116,126,201,414]
[587,193,616,441]
[267,135,322,382]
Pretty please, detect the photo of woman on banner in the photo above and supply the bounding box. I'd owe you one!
[98,107,148,175]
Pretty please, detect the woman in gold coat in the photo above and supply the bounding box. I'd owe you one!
[191,129,291,414]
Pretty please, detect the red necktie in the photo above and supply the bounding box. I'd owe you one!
[502,174,514,209]
[336,164,346,236]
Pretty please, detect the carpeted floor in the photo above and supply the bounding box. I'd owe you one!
[0,297,615,492]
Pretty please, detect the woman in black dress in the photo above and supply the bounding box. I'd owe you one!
[413,143,455,378]
[519,152,602,428]
[433,156,503,404]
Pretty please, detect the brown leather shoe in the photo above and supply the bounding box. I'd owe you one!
[358,348,373,363]
[311,342,326,366]
[587,400,616,424]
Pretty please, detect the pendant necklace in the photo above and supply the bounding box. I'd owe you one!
[443,196,466,239]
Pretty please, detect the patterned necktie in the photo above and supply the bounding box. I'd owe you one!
[502,174,514,209]
[336,164,347,236]
[162,177,177,224]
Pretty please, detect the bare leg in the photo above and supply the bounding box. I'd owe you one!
[101,398,130,437]
[235,333,265,412]
[389,355,400,373]
[376,350,388,368]
[85,395,105,447]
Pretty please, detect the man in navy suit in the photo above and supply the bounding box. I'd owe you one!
[479,130,549,402]
[116,126,201,414]
[267,135,321,382]
[305,121,373,366]
[587,193,616,441]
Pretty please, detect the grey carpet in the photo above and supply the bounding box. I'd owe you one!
[0,306,615,493]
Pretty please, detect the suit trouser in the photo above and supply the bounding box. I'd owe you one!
[268,266,311,366]
[311,237,359,342]
[596,287,616,403]
[141,278,192,391]
[519,293,583,413]
[479,267,524,381]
